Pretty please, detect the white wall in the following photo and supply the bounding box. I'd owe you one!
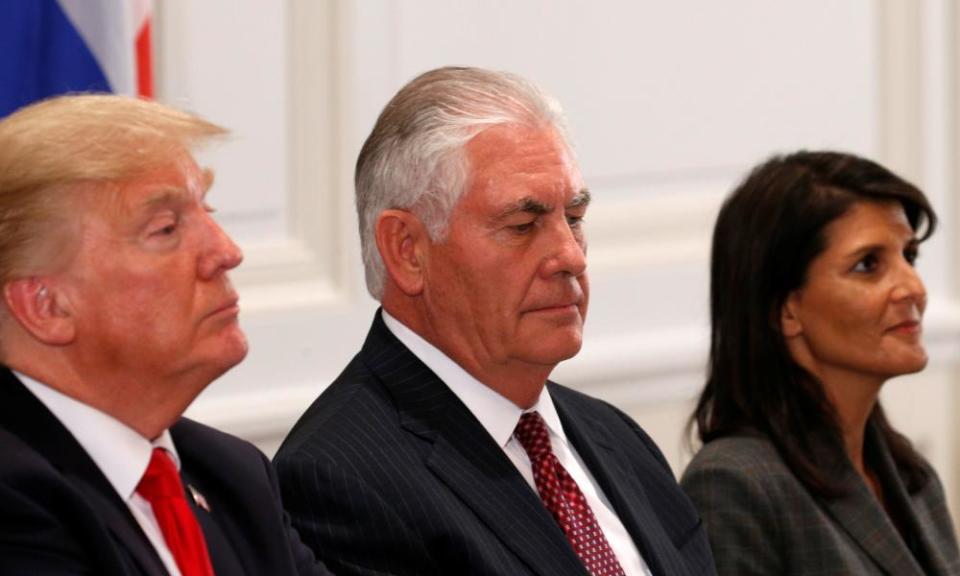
[155,0,960,517]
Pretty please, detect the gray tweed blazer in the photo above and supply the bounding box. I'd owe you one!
[681,423,960,575]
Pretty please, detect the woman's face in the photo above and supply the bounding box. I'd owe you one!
[781,200,927,385]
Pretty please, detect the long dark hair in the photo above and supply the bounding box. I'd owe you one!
[693,150,937,497]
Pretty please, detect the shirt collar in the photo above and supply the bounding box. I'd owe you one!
[16,370,180,500]
[381,310,567,448]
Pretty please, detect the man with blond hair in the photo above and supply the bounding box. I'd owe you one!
[0,95,330,576]
[276,67,715,576]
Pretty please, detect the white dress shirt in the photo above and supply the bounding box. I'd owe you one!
[18,371,184,576]
[382,311,652,576]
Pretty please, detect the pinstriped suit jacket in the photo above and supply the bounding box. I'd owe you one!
[681,425,960,575]
[274,312,716,576]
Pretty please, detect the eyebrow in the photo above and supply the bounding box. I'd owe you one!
[140,170,215,210]
[568,188,591,209]
[493,188,592,221]
[843,237,919,260]
[141,187,191,210]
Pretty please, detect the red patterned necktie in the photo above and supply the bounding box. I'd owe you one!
[515,411,626,576]
[136,448,215,576]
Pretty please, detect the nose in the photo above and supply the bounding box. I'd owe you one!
[540,219,587,279]
[198,213,243,280]
[891,260,926,309]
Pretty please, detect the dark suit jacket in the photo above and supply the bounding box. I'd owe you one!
[681,425,960,575]
[274,312,715,576]
[0,368,332,576]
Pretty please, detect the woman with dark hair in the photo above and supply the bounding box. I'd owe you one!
[681,150,960,575]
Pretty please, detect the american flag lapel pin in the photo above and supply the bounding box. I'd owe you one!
[187,484,211,513]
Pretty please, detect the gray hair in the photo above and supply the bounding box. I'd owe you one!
[355,66,569,300]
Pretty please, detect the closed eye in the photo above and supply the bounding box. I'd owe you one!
[147,214,179,238]
[512,221,536,234]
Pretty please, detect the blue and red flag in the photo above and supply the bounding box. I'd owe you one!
[0,0,153,118]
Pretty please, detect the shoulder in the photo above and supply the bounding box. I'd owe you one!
[679,433,821,544]
[0,426,53,473]
[679,434,807,574]
[173,417,261,458]
[276,354,394,459]
[547,381,640,429]
[684,434,787,476]
[548,382,669,466]
[172,418,275,489]
[0,426,78,494]
[681,433,798,498]
[0,430,112,572]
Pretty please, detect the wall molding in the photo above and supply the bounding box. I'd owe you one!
[228,0,356,310]
[950,0,960,298]
[588,187,725,271]
[877,0,924,182]
[188,300,960,448]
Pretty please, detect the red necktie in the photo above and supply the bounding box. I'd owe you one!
[136,448,215,576]
[515,411,626,576]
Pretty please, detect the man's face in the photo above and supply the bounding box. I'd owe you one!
[421,124,589,382]
[57,155,247,385]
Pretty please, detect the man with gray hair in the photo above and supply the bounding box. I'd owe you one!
[275,67,715,576]
[0,94,330,575]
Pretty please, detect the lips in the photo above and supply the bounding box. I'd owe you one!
[205,295,240,320]
[525,295,583,314]
[886,319,921,334]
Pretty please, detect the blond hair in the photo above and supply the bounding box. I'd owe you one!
[0,94,226,283]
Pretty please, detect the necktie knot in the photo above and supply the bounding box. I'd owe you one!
[514,411,553,461]
[138,448,186,500]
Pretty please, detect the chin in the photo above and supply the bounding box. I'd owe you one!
[901,356,929,375]
[881,353,928,379]
[224,335,250,368]
[529,337,584,365]
[204,331,250,376]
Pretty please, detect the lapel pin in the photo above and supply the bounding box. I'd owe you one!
[187,484,211,513]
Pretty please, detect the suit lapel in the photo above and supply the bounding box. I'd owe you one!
[0,368,167,575]
[816,429,925,576]
[426,436,588,576]
[74,478,169,575]
[861,423,954,576]
[361,314,588,576]
[552,388,678,576]
[176,459,248,576]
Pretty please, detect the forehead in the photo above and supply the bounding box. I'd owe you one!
[824,200,912,246]
[85,156,209,216]
[463,124,581,202]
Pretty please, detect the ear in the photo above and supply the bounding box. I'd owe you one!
[2,278,76,345]
[779,292,804,338]
[375,209,429,296]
